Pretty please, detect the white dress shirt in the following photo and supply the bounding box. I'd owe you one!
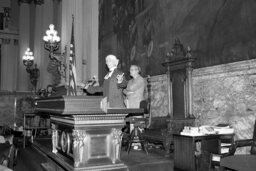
[104,67,117,79]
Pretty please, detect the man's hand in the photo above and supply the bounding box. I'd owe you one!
[77,82,89,89]
[116,73,124,83]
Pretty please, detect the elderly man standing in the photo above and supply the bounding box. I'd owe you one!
[84,54,127,108]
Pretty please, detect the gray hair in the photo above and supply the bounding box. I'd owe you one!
[131,64,141,73]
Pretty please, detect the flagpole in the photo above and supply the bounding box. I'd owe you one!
[66,43,70,95]
[68,14,77,96]
[66,16,72,96]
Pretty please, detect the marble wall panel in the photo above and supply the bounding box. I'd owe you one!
[147,74,169,118]
[0,92,34,128]
[193,59,256,153]
[0,95,15,126]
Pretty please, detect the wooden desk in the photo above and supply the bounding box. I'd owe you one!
[173,134,234,171]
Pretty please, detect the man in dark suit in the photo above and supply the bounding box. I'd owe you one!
[85,54,127,108]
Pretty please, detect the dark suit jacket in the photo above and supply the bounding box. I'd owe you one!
[87,68,127,108]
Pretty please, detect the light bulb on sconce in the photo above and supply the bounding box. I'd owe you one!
[22,48,34,69]
[22,48,40,92]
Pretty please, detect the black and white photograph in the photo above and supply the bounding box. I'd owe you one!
[0,0,256,171]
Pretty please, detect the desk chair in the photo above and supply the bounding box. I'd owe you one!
[124,100,150,155]
[220,120,256,171]
[125,117,148,155]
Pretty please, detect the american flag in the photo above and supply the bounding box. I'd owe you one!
[68,15,77,96]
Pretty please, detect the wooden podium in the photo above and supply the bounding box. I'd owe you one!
[35,96,144,171]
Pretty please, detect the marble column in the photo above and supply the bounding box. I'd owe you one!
[18,0,31,91]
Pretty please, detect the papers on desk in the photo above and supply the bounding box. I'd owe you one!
[214,126,234,134]
[180,125,234,136]
[212,154,221,162]
[180,132,205,136]
[180,126,206,136]
[220,147,230,154]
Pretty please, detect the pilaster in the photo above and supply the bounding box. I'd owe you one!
[18,2,31,91]
[33,2,43,89]
[40,0,54,88]
[0,30,19,91]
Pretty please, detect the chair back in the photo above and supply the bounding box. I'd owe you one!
[139,100,151,128]
[250,120,256,154]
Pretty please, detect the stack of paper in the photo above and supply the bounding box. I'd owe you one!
[213,126,234,134]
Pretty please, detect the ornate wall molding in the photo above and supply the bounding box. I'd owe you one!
[143,59,256,81]
[34,0,44,5]
[18,0,33,4]
[193,59,256,80]
[0,91,33,96]
[18,0,44,5]
[0,30,19,45]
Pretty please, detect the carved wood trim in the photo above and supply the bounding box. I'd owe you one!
[34,0,44,5]
[18,0,44,5]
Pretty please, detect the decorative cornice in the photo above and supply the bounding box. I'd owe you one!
[0,30,19,45]
[193,59,256,79]
[0,38,10,44]
[0,91,33,96]
[51,115,126,125]
[18,0,33,4]
[18,0,44,5]
[34,0,44,5]
[141,59,256,81]
[0,30,19,40]
[148,74,167,83]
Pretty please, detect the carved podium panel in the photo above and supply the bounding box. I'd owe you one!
[35,96,144,171]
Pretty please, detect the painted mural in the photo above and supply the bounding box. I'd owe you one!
[99,0,256,76]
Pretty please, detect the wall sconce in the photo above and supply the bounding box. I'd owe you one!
[43,24,66,81]
[43,24,60,61]
[22,48,40,91]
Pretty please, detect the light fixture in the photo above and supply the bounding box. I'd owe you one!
[43,24,61,60]
[22,48,40,91]
[43,24,67,82]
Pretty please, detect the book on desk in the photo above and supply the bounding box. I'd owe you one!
[180,125,234,136]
